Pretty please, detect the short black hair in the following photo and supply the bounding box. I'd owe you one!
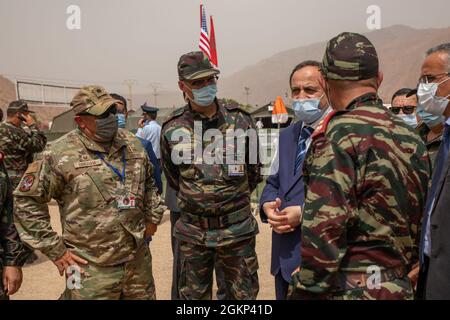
[111,93,127,110]
[426,43,450,72]
[391,88,415,105]
[289,60,322,87]
[0,108,3,122]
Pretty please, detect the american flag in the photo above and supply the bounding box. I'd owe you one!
[199,4,211,60]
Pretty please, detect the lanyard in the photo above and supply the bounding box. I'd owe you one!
[94,148,126,185]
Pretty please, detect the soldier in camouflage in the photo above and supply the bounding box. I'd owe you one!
[0,100,47,189]
[288,32,431,300]
[0,148,30,299]
[13,85,166,300]
[161,51,262,300]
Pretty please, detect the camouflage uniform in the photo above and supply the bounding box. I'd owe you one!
[0,152,30,300]
[161,51,262,300]
[0,103,47,189]
[288,33,431,300]
[416,122,443,167]
[13,86,166,300]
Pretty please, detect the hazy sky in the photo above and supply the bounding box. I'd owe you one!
[1,0,449,93]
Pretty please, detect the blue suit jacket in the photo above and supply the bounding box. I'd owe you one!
[259,121,305,282]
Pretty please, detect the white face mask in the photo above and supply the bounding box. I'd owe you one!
[398,113,418,128]
[292,94,325,125]
[417,77,450,116]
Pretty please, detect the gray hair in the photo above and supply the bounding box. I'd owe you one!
[427,43,450,72]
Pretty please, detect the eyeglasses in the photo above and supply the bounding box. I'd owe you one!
[390,105,416,115]
[186,76,218,88]
[418,72,450,84]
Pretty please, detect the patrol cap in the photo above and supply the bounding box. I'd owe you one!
[322,32,379,81]
[178,51,220,81]
[141,102,159,114]
[71,85,120,116]
[7,100,35,113]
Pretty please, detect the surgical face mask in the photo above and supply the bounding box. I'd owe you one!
[398,113,418,128]
[292,94,325,125]
[417,109,444,128]
[116,113,126,129]
[190,84,217,107]
[417,77,450,116]
[95,113,118,142]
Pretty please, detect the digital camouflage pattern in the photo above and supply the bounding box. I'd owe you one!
[161,101,262,247]
[321,32,379,81]
[288,93,431,300]
[178,237,259,300]
[61,243,155,300]
[14,128,165,264]
[0,152,30,300]
[416,122,443,167]
[0,121,47,188]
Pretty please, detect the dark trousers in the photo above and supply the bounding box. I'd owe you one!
[275,271,290,300]
[0,268,8,300]
[170,211,227,300]
[416,255,430,300]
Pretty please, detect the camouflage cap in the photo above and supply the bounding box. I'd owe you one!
[7,100,35,113]
[71,85,119,116]
[322,32,379,81]
[178,51,220,81]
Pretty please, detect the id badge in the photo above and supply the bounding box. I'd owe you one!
[228,164,245,177]
[116,191,136,210]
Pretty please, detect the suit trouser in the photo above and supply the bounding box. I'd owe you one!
[170,211,227,300]
[274,271,289,300]
[416,255,430,300]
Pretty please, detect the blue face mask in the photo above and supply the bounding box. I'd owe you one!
[191,84,217,107]
[116,113,126,128]
[398,113,418,128]
[292,95,325,125]
[417,109,444,128]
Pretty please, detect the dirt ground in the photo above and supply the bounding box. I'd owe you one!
[12,204,275,300]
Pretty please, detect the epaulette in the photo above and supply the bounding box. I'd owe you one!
[162,105,188,126]
[311,110,339,139]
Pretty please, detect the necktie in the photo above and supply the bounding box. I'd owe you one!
[294,126,314,175]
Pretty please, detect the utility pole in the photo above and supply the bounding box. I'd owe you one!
[124,80,138,111]
[149,83,162,106]
[244,87,250,106]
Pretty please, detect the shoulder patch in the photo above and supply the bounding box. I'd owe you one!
[19,174,36,192]
[312,110,339,139]
[163,106,188,126]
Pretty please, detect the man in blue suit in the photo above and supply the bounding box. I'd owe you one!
[259,61,330,299]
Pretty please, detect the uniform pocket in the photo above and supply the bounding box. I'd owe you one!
[74,170,111,210]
